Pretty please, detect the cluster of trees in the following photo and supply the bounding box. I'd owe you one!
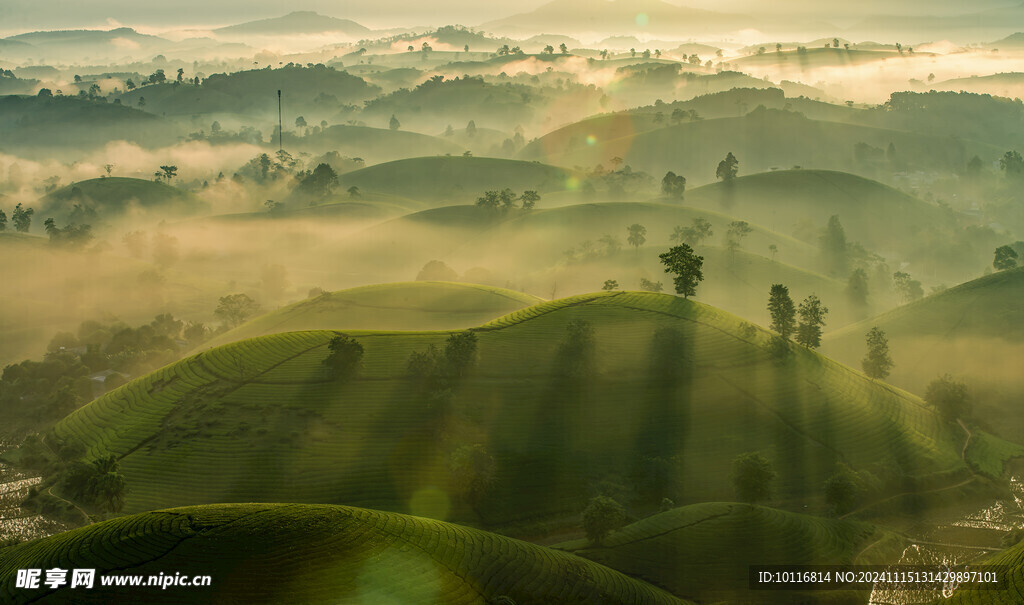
[43,218,93,250]
[670,218,713,247]
[766,284,829,349]
[716,152,739,181]
[993,245,1019,270]
[59,454,127,513]
[322,335,364,381]
[407,331,479,412]
[660,171,686,198]
[475,188,540,211]
[0,203,34,233]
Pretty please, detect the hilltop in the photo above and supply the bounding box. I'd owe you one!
[42,292,1000,529]
[338,155,579,202]
[40,177,207,224]
[202,281,543,349]
[555,501,903,603]
[520,110,1002,185]
[0,503,685,604]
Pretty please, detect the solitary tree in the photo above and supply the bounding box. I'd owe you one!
[159,165,178,181]
[726,220,752,252]
[824,463,863,516]
[445,331,478,378]
[520,190,540,210]
[639,277,663,292]
[767,284,796,339]
[559,43,569,54]
[994,245,1019,271]
[88,455,127,513]
[659,245,704,298]
[862,327,893,379]
[846,268,869,307]
[602,279,619,291]
[795,294,828,349]
[214,294,261,328]
[11,203,34,232]
[322,335,364,380]
[732,452,775,504]
[999,150,1023,177]
[448,444,495,506]
[627,224,647,252]
[0,209,6,231]
[820,215,848,276]
[543,45,555,54]
[476,190,500,209]
[389,114,401,130]
[661,171,686,198]
[582,496,627,544]
[716,152,739,181]
[925,374,971,423]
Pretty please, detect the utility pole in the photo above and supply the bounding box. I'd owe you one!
[277,89,283,151]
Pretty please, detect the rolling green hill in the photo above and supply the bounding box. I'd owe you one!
[43,292,999,529]
[0,503,686,604]
[555,502,903,604]
[202,281,544,349]
[338,155,580,202]
[823,267,1024,443]
[520,110,1001,185]
[40,177,206,224]
[295,124,462,162]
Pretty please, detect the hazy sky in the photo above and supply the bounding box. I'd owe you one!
[0,0,1012,34]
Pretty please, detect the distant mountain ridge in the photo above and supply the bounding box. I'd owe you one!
[481,0,754,37]
[214,11,371,36]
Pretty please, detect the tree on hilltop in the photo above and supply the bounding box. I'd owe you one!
[732,452,775,504]
[582,496,627,544]
[862,327,893,379]
[716,152,738,181]
[767,284,796,339]
[659,245,704,298]
[795,294,828,349]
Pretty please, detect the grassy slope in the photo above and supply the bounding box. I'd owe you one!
[520,112,1001,185]
[297,124,463,161]
[823,268,1024,444]
[0,503,686,605]
[202,281,544,348]
[46,292,993,527]
[684,169,953,255]
[555,502,903,604]
[337,155,579,202]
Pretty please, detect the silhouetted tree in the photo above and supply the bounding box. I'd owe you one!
[520,190,540,210]
[543,45,555,54]
[820,215,848,276]
[846,268,869,307]
[892,271,923,304]
[796,294,828,349]
[444,331,478,378]
[732,452,775,504]
[322,335,364,380]
[659,245,704,298]
[639,277,663,292]
[582,496,627,544]
[158,165,178,181]
[11,203,34,232]
[560,43,569,54]
[627,223,647,251]
[925,374,971,423]
[389,114,400,130]
[214,294,261,328]
[661,171,686,198]
[716,152,739,181]
[465,120,477,136]
[1000,150,1023,177]
[994,245,1019,270]
[476,190,500,209]
[767,284,796,339]
[862,327,893,379]
[602,279,619,291]
[0,209,6,231]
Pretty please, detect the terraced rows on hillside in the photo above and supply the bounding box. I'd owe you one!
[556,502,902,603]
[0,503,687,604]
[45,292,1002,526]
